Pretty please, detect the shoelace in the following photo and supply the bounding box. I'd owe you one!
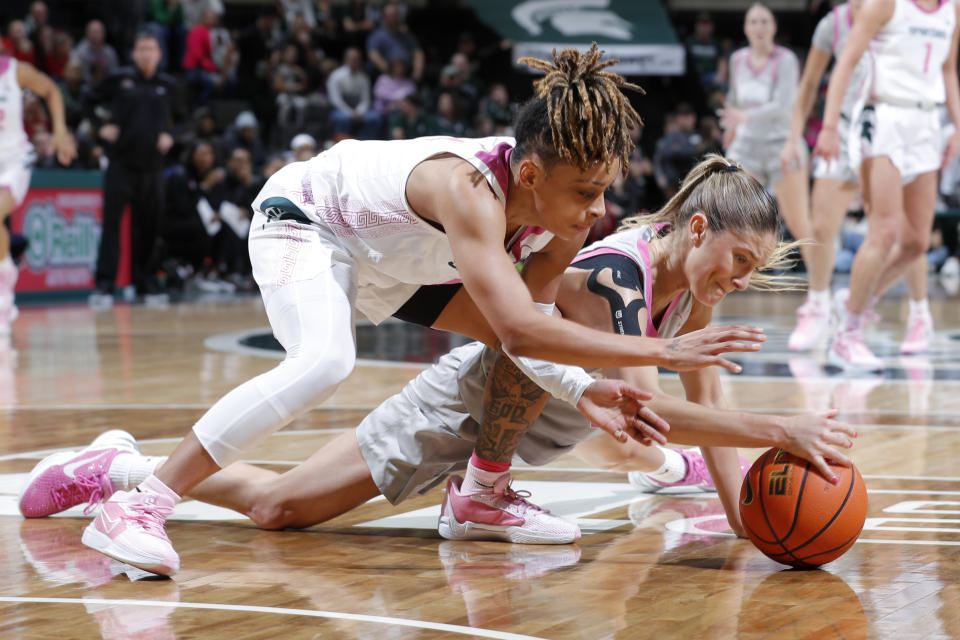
[497,482,547,516]
[126,501,174,539]
[51,472,112,515]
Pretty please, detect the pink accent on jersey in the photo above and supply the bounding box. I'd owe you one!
[508,224,549,263]
[0,57,9,77]
[910,0,950,13]
[474,142,513,205]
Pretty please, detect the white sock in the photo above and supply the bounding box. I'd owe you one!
[646,447,687,484]
[462,461,510,496]
[844,312,863,333]
[808,289,830,307]
[909,298,930,316]
[109,454,167,490]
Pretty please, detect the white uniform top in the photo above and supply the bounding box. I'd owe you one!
[572,224,694,338]
[727,45,800,142]
[870,0,956,106]
[811,3,872,118]
[259,136,554,323]
[0,57,31,158]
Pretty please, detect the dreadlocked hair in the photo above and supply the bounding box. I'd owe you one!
[620,154,805,291]
[513,43,643,177]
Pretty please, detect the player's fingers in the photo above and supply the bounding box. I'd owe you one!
[810,455,840,485]
[827,420,857,439]
[635,419,668,445]
[714,340,763,354]
[713,357,744,374]
[637,406,670,435]
[714,325,766,339]
[620,384,654,403]
[821,446,853,469]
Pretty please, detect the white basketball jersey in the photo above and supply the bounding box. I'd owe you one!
[811,4,872,118]
[870,0,956,105]
[572,224,693,339]
[296,136,553,291]
[727,45,799,141]
[0,57,30,158]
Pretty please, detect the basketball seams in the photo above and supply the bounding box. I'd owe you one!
[740,448,866,568]
[755,449,806,566]
[784,466,858,558]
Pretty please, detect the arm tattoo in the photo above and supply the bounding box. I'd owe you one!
[476,353,549,463]
[573,254,647,336]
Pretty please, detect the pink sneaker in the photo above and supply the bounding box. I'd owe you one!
[19,430,139,518]
[438,475,580,544]
[82,476,180,576]
[827,329,883,371]
[900,312,934,354]
[628,448,750,494]
[789,300,830,351]
[832,288,881,330]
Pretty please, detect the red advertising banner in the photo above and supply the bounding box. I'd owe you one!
[10,171,130,294]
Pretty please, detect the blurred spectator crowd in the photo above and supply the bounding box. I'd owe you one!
[4,1,960,290]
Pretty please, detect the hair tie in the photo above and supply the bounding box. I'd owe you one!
[719,164,739,173]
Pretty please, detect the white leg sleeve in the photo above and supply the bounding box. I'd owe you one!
[193,272,357,467]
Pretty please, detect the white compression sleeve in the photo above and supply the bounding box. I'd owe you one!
[502,302,597,407]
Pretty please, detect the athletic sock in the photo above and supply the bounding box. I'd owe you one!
[136,474,182,501]
[844,312,864,333]
[908,298,931,316]
[109,454,167,491]
[808,289,830,308]
[462,452,511,496]
[646,447,687,484]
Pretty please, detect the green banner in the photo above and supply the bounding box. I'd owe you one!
[466,0,684,75]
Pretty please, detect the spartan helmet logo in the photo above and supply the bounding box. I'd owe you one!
[512,0,633,40]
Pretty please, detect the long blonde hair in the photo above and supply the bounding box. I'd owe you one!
[620,154,802,291]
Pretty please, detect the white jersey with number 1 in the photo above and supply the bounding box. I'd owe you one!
[870,0,956,106]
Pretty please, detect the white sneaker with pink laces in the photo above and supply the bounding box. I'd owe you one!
[828,329,883,371]
[438,475,580,544]
[900,312,934,354]
[82,475,180,576]
[789,300,831,351]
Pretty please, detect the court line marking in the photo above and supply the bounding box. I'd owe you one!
[0,597,546,640]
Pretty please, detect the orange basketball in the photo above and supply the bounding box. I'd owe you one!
[739,448,868,568]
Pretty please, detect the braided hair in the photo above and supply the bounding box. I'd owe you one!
[513,43,643,177]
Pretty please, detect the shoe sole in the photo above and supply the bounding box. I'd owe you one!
[17,451,77,517]
[81,524,177,576]
[438,513,579,545]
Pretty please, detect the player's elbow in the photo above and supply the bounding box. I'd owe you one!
[496,323,542,357]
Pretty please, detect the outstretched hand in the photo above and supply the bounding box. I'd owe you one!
[659,324,765,373]
[576,379,669,445]
[780,409,858,482]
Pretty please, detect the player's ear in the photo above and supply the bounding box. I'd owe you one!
[689,212,708,247]
[516,156,543,189]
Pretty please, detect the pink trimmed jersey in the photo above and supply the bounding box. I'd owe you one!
[572,224,693,339]
[253,136,554,324]
[870,0,956,106]
[811,3,872,119]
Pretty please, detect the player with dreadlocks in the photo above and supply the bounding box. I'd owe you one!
[29,45,765,575]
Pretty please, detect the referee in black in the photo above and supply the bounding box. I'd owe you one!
[90,30,180,305]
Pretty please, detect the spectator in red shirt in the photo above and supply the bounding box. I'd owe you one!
[2,21,36,65]
[183,8,222,103]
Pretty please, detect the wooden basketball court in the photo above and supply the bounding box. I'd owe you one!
[2,286,959,639]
